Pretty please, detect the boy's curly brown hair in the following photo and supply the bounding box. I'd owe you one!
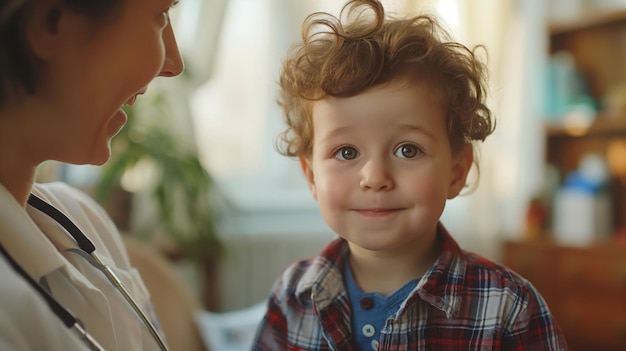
[276,0,495,159]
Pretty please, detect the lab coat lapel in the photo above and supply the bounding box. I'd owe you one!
[0,184,64,280]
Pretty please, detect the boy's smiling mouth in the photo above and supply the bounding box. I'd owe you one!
[354,208,403,217]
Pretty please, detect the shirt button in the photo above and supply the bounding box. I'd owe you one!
[371,339,379,350]
[362,324,376,337]
[360,297,374,310]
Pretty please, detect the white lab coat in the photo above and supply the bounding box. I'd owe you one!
[0,253,89,350]
[0,182,165,350]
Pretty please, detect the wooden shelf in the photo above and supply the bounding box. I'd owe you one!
[548,10,626,100]
[534,11,626,351]
[549,9,626,35]
[545,11,626,232]
[546,115,626,138]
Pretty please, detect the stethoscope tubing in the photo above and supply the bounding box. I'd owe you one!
[0,244,104,350]
[91,251,168,351]
[26,194,169,351]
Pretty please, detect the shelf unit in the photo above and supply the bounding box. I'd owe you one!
[546,10,626,233]
[504,9,626,351]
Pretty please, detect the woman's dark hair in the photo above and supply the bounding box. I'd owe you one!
[0,0,124,106]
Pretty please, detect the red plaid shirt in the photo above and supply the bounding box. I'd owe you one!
[252,223,567,350]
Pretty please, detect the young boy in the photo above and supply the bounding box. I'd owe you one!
[253,1,567,350]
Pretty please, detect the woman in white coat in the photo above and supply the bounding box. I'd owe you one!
[0,0,184,349]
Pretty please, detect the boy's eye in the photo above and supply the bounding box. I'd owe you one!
[394,144,420,159]
[334,146,359,161]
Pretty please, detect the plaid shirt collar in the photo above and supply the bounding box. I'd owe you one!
[293,222,466,319]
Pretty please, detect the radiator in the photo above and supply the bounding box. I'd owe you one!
[216,231,334,312]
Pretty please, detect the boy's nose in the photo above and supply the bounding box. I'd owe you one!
[359,160,394,191]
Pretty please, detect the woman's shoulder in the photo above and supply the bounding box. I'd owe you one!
[31,182,130,267]
[32,182,103,213]
[31,182,116,237]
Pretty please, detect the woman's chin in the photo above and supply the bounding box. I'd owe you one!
[75,146,111,166]
[91,152,111,166]
[73,108,127,166]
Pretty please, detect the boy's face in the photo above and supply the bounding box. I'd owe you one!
[301,79,472,254]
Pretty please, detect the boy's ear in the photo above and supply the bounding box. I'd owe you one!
[447,145,473,199]
[299,157,318,201]
[26,0,67,60]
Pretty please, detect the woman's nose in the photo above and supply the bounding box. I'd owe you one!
[159,23,184,77]
[359,160,394,191]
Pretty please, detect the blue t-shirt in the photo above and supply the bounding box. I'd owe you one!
[344,264,420,351]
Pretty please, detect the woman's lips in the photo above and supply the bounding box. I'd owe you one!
[123,89,147,107]
[123,95,138,106]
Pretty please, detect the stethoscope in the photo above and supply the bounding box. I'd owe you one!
[0,194,169,351]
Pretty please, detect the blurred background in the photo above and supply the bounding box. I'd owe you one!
[37,0,626,350]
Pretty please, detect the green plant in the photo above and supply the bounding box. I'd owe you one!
[95,82,223,259]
